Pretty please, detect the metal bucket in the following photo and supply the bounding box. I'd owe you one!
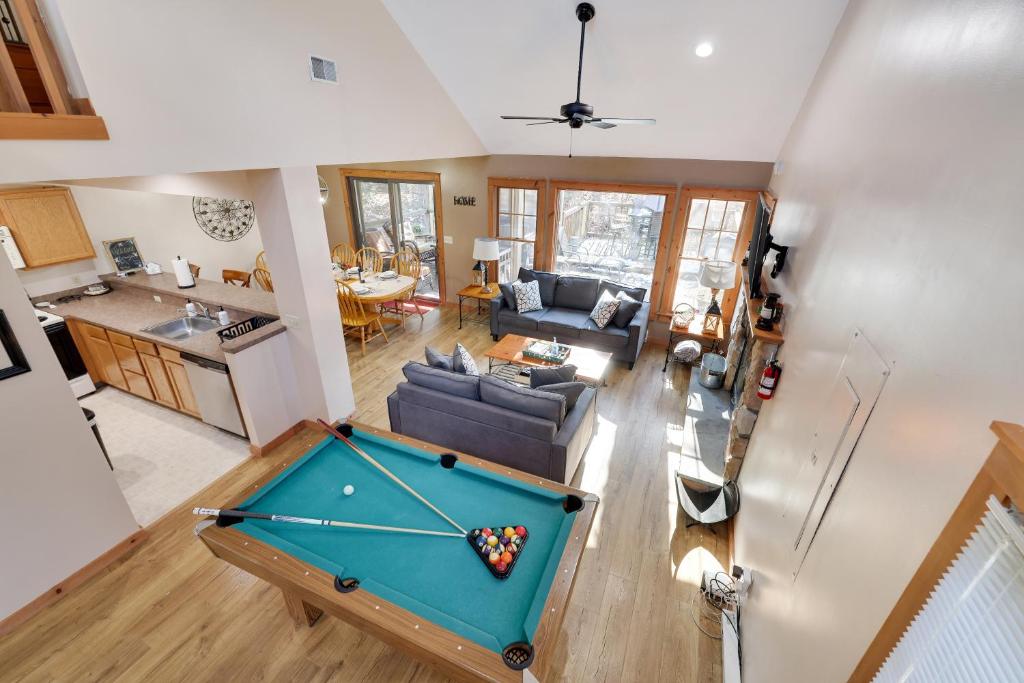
[699,353,727,389]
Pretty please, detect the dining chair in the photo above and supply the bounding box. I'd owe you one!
[252,267,274,292]
[400,239,436,291]
[337,282,388,356]
[383,249,425,324]
[188,263,201,279]
[255,250,267,270]
[355,247,383,272]
[222,269,252,287]
[331,243,357,268]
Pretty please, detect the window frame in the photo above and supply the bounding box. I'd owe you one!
[546,179,678,309]
[658,187,762,328]
[486,177,545,283]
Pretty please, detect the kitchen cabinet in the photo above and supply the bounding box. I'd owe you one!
[77,321,127,391]
[139,350,178,410]
[0,187,94,268]
[108,334,153,401]
[163,354,200,417]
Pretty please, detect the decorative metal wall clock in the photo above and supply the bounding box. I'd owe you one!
[192,197,256,242]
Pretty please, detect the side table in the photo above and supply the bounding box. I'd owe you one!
[456,284,501,329]
[663,315,725,372]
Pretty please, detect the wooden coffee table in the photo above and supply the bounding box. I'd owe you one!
[485,334,613,386]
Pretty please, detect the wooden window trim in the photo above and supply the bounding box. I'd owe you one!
[486,177,546,281]
[546,179,679,312]
[338,168,446,303]
[658,187,764,330]
[0,0,108,140]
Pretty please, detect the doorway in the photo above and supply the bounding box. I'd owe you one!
[341,170,446,303]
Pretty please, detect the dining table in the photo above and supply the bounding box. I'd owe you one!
[333,270,418,327]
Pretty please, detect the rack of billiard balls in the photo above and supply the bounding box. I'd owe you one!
[467,525,529,579]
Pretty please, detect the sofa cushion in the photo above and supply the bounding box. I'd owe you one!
[512,280,543,313]
[580,319,630,349]
[497,307,545,330]
[480,374,566,425]
[530,364,577,388]
[536,381,587,412]
[611,291,643,328]
[600,279,647,303]
[452,342,479,376]
[554,275,601,311]
[498,280,519,310]
[424,346,453,371]
[538,308,589,337]
[519,268,558,306]
[589,289,620,329]
[402,362,480,399]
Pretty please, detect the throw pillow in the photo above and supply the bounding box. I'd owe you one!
[518,268,558,306]
[424,346,453,371]
[589,289,620,329]
[536,381,587,412]
[529,364,578,388]
[512,279,543,313]
[452,342,479,376]
[612,290,643,328]
[498,280,519,310]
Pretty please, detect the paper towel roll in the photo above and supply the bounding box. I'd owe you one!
[172,256,195,289]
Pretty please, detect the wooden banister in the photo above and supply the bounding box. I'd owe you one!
[9,0,70,114]
[848,421,1024,681]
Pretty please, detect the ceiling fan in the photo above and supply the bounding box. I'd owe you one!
[500,2,656,134]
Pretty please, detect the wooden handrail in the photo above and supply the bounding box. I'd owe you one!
[848,421,1024,681]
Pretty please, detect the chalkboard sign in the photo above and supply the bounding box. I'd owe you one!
[103,237,145,273]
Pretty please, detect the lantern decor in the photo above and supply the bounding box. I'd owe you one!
[472,237,500,293]
[471,261,485,287]
[698,260,738,336]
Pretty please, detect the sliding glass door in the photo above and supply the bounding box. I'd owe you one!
[345,173,443,301]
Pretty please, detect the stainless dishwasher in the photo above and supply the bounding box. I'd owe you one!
[180,352,248,437]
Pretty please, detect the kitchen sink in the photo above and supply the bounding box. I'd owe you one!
[142,316,222,341]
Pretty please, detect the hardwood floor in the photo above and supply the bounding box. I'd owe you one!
[0,306,728,682]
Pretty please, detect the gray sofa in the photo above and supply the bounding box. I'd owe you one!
[387,362,596,484]
[490,268,650,369]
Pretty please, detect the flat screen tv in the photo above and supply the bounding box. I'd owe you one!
[747,192,787,299]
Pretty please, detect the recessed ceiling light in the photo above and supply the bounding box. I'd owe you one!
[695,42,714,58]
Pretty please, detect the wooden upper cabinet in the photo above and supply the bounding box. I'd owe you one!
[0,187,94,267]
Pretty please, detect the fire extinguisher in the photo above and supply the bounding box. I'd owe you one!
[757,358,782,400]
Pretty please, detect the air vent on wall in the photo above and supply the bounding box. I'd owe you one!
[309,55,337,84]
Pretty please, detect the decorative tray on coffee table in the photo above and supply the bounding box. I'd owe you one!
[522,340,571,364]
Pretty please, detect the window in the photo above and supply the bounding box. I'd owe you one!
[662,189,759,325]
[549,181,676,302]
[488,178,543,283]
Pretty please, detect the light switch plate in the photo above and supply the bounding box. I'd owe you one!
[283,314,301,328]
[153,295,162,303]
[443,235,453,244]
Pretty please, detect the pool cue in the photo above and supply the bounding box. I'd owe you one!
[316,420,468,535]
[193,508,464,538]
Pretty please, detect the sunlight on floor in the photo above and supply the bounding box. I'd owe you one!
[578,414,617,550]
[676,545,727,587]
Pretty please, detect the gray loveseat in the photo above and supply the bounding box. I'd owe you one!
[387,362,596,484]
[490,268,650,369]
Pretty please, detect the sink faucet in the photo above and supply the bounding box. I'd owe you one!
[177,301,217,320]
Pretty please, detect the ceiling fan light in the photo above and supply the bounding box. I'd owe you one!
[695,42,714,58]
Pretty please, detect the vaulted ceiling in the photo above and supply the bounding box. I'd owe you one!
[382,0,849,161]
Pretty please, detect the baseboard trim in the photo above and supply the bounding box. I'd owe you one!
[0,528,148,638]
[249,421,306,457]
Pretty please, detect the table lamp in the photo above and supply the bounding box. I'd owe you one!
[698,260,737,336]
[472,237,500,293]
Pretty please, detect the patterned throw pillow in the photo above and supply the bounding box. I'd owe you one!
[589,289,620,329]
[452,342,479,376]
[512,279,543,313]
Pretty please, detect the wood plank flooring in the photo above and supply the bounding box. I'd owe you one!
[0,306,728,682]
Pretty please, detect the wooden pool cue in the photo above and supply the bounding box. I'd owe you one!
[193,508,464,538]
[316,419,468,535]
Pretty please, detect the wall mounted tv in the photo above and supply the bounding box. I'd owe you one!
[747,192,788,299]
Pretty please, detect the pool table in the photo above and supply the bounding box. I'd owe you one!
[195,422,598,682]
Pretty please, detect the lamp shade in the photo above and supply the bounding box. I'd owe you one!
[472,237,500,261]
[698,260,737,289]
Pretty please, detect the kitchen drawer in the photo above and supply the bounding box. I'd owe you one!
[80,322,109,342]
[123,369,154,401]
[158,345,181,362]
[107,330,135,348]
[134,339,158,356]
[113,343,144,374]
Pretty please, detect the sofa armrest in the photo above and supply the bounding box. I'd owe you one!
[624,302,651,367]
[551,387,597,483]
[490,296,507,336]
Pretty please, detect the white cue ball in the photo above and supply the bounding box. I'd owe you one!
[343,484,355,496]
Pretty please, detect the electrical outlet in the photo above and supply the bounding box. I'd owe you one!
[283,314,301,329]
[443,235,453,244]
[153,295,162,303]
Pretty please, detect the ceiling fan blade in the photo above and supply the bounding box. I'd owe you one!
[527,120,564,126]
[590,117,657,125]
[586,120,616,129]
[500,116,564,121]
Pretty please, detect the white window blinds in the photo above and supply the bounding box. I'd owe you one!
[874,496,1024,682]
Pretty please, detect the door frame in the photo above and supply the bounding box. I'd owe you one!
[339,168,446,303]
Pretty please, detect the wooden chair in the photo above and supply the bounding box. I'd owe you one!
[355,247,383,272]
[337,282,388,355]
[188,263,201,279]
[255,251,267,270]
[222,269,252,287]
[331,243,357,268]
[383,248,425,324]
[252,267,274,292]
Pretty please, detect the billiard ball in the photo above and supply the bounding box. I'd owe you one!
[487,535,499,547]
[506,544,516,554]
[515,526,526,537]
[481,528,492,537]
[343,484,355,496]
[496,561,508,573]
[501,536,511,546]
[503,527,515,538]
[475,535,487,548]
[489,552,500,565]
[501,551,512,564]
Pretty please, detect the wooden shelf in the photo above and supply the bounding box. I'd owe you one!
[741,268,784,345]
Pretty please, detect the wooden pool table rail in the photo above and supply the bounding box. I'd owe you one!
[196,421,599,683]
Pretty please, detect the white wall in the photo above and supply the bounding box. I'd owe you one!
[0,254,139,620]
[15,185,264,297]
[735,1,1024,681]
[0,0,485,184]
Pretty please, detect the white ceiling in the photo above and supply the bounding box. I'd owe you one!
[381,0,848,161]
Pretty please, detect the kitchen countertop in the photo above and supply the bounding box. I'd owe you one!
[99,272,278,316]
